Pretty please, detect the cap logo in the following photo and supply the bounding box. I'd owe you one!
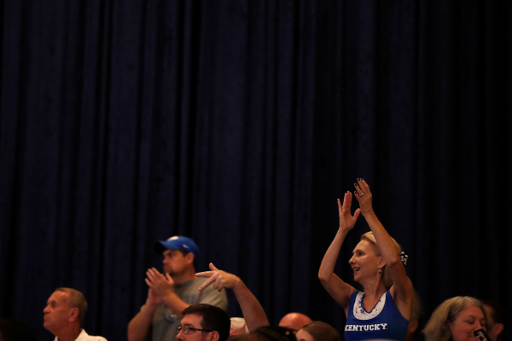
[182,244,190,249]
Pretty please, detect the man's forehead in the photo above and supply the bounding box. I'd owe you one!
[181,313,203,326]
[163,249,182,255]
[48,291,70,303]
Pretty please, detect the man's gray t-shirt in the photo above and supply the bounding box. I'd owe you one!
[150,277,228,341]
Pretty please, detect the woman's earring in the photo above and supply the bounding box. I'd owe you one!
[378,269,382,274]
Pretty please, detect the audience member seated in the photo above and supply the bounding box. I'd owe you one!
[177,304,231,341]
[43,287,107,341]
[296,321,340,341]
[278,313,311,334]
[423,296,487,341]
[250,326,296,341]
[481,299,505,341]
[150,301,252,341]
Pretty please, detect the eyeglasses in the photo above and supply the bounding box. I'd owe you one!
[176,326,213,335]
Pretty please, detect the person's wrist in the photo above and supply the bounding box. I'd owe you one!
[146,298,160,308]
[232,277,244,291]
[361,209,376,217]
[337,227,349,234]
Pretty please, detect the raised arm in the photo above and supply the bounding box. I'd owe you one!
[196,263,269,331]
[318,191,360,316]
[127,288,162,341]
[353,178,414,319]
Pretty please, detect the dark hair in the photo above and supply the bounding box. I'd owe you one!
[182,304,231,341]
[227,335,250,341]
[300,321,340,341]
[0,319,37,341]
[250,326,297,341]
[481,299,505,324]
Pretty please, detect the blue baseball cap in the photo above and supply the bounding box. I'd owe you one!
[154,236,199,256]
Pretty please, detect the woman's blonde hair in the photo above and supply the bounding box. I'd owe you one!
[360,231,401,289]
[423,296,486,341]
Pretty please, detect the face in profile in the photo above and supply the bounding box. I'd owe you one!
[448,305,486,341]
[43,291,74,333]
[162,249,190,276]
[177,313,214,341]
[348,239,382,282]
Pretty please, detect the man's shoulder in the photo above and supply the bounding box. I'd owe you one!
[75,329,108,341]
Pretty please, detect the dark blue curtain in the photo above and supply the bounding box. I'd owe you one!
[1,1,511,340]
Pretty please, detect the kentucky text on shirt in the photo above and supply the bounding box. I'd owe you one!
[345,323,389,332]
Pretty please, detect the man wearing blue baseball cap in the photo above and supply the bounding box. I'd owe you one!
[128,236,228,341]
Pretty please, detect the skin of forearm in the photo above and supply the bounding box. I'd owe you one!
[319,229,348,280]
[127,304,158,341]
[232,279,269,331]
[363,209,412,318]
[362,212,400,266]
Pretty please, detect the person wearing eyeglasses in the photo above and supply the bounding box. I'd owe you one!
[195,263,338,341]
[176,304,230,341]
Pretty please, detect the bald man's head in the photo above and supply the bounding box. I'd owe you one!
[278,313,312,333]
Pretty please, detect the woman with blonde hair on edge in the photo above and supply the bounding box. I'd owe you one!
[423,296,487,341]
[319,178,415,341]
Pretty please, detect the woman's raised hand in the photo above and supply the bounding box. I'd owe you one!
[338,191,361,232]
[353,178,374,216]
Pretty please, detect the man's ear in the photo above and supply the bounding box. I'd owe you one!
[186,252,195,265]
[68,307,79,322]
[407,319,419,334]
[492,323,504,338]
[210,330,220,341]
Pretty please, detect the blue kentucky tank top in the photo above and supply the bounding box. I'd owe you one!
[344,290,409,341]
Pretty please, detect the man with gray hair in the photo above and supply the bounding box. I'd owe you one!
[43,287,107,341]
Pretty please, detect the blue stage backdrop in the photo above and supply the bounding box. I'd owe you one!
[0,1,510,340]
